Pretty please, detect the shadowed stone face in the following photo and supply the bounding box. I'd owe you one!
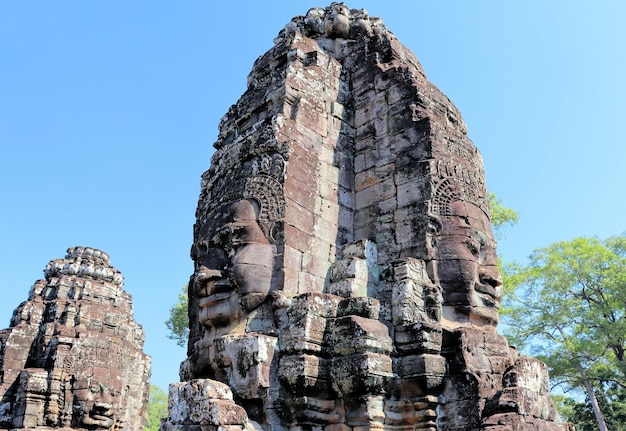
[72,373,122,429]
[324,2,351,37]
[433,200,502,328]
[193,199,276,332]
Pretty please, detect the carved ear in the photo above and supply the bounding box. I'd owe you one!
[268,220,284,244]
[426,217,442,258]
[245,197,271,241]
[245,197,259,213]
[427,216,442,236]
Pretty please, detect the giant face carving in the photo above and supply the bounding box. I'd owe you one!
[431,200,502,328]
[193,199,276,332]
[72,372,122,429]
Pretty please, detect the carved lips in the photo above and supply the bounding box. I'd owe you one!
[85,402,115,428]
[195,268,233,307]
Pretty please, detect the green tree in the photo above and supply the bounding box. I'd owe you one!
[165,285,189,347]
[145,385,168,431]
[488,192,519,294]
[502,234,626,431]
[488,192,519,240]
[556,382,626,431]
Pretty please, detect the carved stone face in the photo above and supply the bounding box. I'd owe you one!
[193,199,276,331]
[431,200,502,328]
[304,7,325,35]
[325,3,351,38]
[72,375,121,429]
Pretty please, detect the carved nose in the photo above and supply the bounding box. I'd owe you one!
[194,267,223,285]
[479,267,502,288]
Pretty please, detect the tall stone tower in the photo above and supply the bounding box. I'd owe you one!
[0,247,151,431]
[163,3,571,431]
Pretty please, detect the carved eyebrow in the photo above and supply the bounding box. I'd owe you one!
[476,230,489,246]
[210,223,246,244]
[465,239,480,256]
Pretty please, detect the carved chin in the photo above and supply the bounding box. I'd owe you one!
[198,292,269,329]
[441,304,499,330]
[470,306,499,327]
[199,293,243,328]
[470,289,500,326]
[240,292,268,312]
[81,414,114,429]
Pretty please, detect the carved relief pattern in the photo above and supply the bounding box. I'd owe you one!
[431,158,489,218]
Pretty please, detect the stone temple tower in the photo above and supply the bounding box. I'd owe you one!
[162,3,572,431]
[0,247,151,431]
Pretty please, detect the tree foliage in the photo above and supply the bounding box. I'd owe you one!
[502,234,626,430]
[559,384,626,431]
[145,385,168,431]
[165,285,189,347]
[488,192,519,240]
[488,192,519,295]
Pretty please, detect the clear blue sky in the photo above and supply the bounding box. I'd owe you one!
[1,2,625,391]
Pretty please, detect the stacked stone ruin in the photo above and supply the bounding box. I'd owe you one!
[0,247,151,431]
[0,4,574,431]
[161,3,573,431]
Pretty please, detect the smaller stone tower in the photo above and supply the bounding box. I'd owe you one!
[0,246,151,431]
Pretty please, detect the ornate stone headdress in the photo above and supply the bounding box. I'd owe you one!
[430,158,490,219]
[197,122,287,244]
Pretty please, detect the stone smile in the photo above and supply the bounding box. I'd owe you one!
[90,402,113,419]
[475,283,499,300]
[194,268,223,285]
[197,276,234,307]
[472,289,498,309]
[198,290,235,307]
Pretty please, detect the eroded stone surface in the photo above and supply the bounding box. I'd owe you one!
[0,247,151,431]
[162,3,572,431]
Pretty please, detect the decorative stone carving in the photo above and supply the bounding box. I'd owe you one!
[0,247,151,431]
[162,3,573,430]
